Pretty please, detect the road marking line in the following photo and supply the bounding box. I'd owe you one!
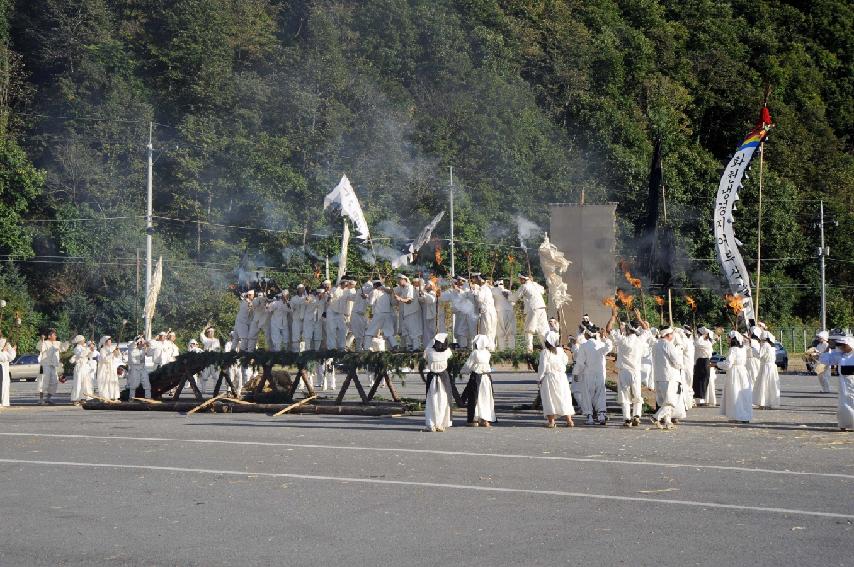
[0,457,850,520]
[1,432,852,480]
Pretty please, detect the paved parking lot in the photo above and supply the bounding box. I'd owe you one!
[0,371,851,566]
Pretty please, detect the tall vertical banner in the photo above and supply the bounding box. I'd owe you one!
[143,256,163,339]
[714,107,772,325]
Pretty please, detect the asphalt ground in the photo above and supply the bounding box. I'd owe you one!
[0,371,851,567]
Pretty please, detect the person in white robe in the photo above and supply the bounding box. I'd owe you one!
[223,331,244,396]
[37,329,68,405]
[745,328,762,391]
[818,335,854,431]
[348,283,371,351]
[641,330,655,389]
[693,327,715,405]
[326,280,353,350]
[716,331,753,423]
[460,334,496,426]
[246,292,270,351]
[233,289,255,351]
[267,293,291,352]
[471,275,497,350]
[69,335,94,403]
[439,279,475,348]
[419,282,438,347]
[813,331,833,393]
[393,275,423,351]
[162,332,180,365]
[364,281,398,350]
[491,280,516,350]
[538,330,574,428]
[126,337,153,400]
[0,337,17,407]
[423,333,454,431]
[95,335,121,401]
[573,326,612,425]
[198,326,221,393]
[651,327,683,429]
[289,285,309,351]
[606,308,648,427]
[753,331,781,409]
[510,275,548,352]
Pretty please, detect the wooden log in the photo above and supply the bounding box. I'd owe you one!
[132,397,163,404]
[272,395,317,416]
[187,393,228,415]
[82,399,406,416]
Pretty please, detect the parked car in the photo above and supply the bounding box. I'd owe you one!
[775,342,788,372]
[9,354,40,382]
[710,352,726,373]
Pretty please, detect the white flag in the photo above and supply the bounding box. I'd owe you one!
[143,256,163,338]
[324,175,370,240]
[538,234,572,317]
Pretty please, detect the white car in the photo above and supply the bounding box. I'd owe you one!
[9,354,40,382]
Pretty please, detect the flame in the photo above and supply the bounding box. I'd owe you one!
[625,271,642,289]
[434,244,443,265]
[507,254,515,263]
[616,289,634,308]
[724,293,744,314]
[685,295,697,312]
[429,274,439,288]
[602,296,617,308]
[654,296,665,306]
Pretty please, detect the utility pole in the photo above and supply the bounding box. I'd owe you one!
[145,122,153,339]
[818,200,827,331]
[449,165,455,278]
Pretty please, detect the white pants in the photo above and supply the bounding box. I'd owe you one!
[401,313,423,350]
[270,324,289,351]
[315,359,336,390]
[1,371,9,406]
[706,372,717,406]
[453,312,472,348]
[349,312,367,351]
[233,321,250,351]
[478,310,497,351]
[290,319,305,351]
[495,310,516,350]
[126,366,151,398]
[325,313,347,350]
[422,317,437,349]
[38,365,60,396]
[523,308,548,351]
[365,312,397,349]
[617,368,643,420]
[586,374,607,417]
[817,366,832,393]
[654,381,681,424]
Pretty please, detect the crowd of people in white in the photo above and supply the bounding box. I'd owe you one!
[0,273,850,434]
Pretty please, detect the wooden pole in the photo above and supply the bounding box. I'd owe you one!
[667,288,673,327]
[187,393,228,415]
[273,395,317,416]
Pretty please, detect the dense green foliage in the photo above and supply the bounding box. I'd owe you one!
[0,0,851,348]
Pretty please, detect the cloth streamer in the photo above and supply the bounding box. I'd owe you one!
[324,175,370,241]
[538,234,571,318]
[392,211,445,268]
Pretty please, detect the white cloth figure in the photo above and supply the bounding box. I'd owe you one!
[492,283,516,350]
[267,298,290,351]
[37,336,68,402]
[652,331,684,427]
[126,343,152,399]
[223,334,244,396]
[424,334,454,431]
[0,339,17,407]
[365,286,398,350]
[611,329,646,424]
[754,337,781,408]
[199,329,221,393]
[815,334,832,393]
[96,341,121,401]
[538,339,574,419]
[439,287,474,348]
[473,284,498,350]
[148,335,165,368]
[640,333,655,389]
[395,281,423,350]
[69,339,94,402]
[510,278,548,352]
[574,334,612,424]
[717,338,752,422]
[674,330,694,412]
[233,292,255,351]
[461,335,496,424]
[818,340,854,431]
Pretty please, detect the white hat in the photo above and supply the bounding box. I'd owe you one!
[728,330,743,345]
[99,336,112,348]
[544,330,560,347]
[322,279,331,285]
[659,327,674,337]
[71,334,86,345]
[188,339,198,347]
[836,336,854,347]
[245,289,255,295]
[697,326,709,335]
[518,273,529,280]
[297,283,305,288]
[433,332,448,343]
[495,279,504,286]
[816,330,829,340]
[472,334,491,350]
[763,331,776,343]
[157,330,167,337]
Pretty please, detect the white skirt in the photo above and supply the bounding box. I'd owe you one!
[475,375,495,422]
[721,366,752,422]
[541,371,574,417]
[425,374,453,430]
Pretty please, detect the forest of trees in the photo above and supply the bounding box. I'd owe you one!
[0,0,851,350]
